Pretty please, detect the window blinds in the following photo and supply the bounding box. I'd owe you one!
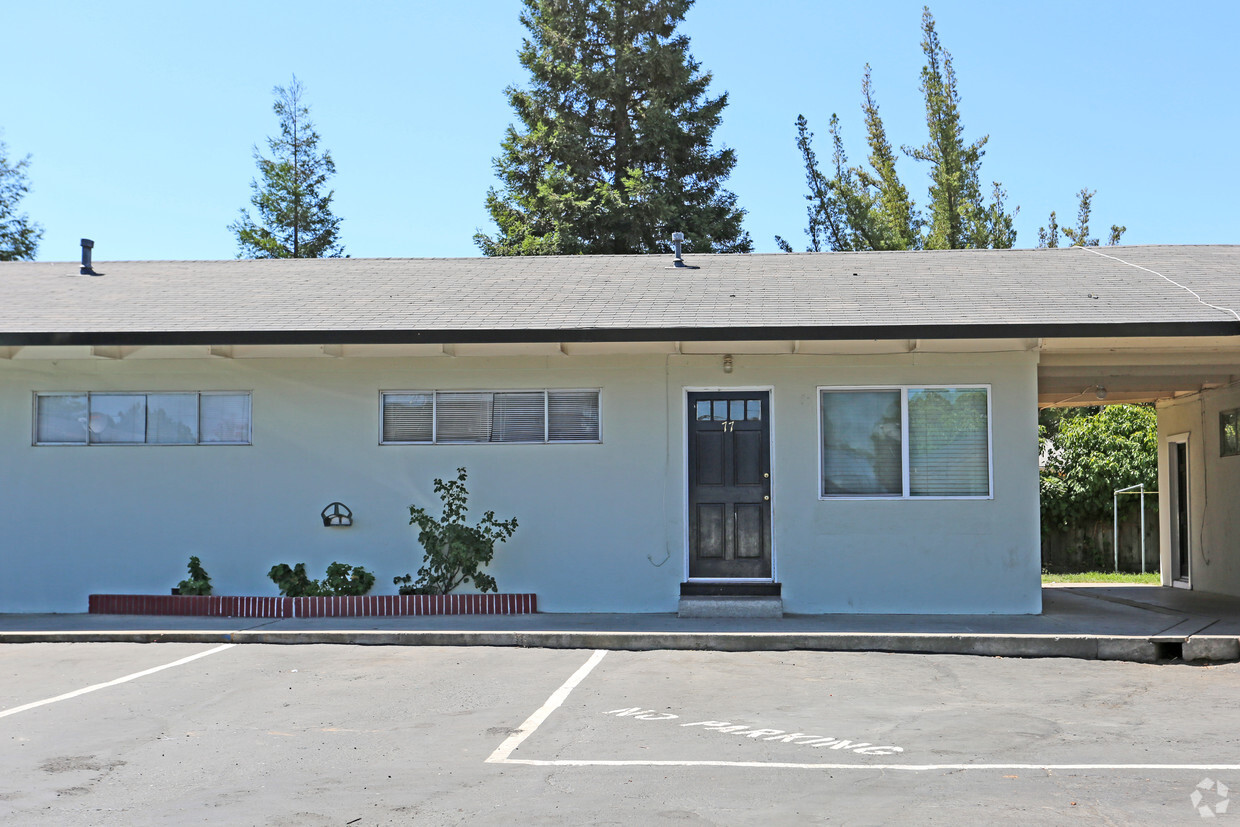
[548,390,600,441]
[382,393,433,443]
[381,390,600,443]
[908,389,989,496]
[435,392,496,442]
[492,392,547,442]
[820,387,990,498]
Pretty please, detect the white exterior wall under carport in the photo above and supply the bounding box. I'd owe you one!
[0,347,1041,614]
[1157,385,1240,598]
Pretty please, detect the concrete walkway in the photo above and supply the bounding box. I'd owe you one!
[1,586,1238,663]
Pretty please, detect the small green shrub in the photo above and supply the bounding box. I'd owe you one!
[177,556,213,596]
[321,561,376,596]
[268,563,319,596]
[268,561,375,597]
[395,467,518,595]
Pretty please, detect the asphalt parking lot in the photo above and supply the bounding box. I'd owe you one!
[2,643,1238,825]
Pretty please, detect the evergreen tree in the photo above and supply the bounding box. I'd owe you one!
[1038,187,1126,248]
[857,67,919,250]
[476,0,751,256]
[0,134,43,261]
[904,7,1014,249]
[779,7,1016,252]
[230,77,343,258]
[776,69,919,254]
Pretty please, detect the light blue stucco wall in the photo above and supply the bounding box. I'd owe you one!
[0,348,1041,614]
[1157,387,1240,598]
[666,351,1041,614]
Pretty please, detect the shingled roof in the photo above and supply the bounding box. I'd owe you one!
[0,245,1237,346]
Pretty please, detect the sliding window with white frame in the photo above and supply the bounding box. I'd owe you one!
[34,392,252,446]
[819,385,991,499]
[380,389,600,444]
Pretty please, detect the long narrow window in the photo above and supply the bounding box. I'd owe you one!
[381,390,600,444]
[1221,408,1240,457]
[820,386,990,499]
[34,392,251,445]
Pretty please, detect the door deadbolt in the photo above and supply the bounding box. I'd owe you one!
[763,472,770,479]
[764,495,770,501]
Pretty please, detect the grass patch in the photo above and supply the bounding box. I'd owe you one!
[1042,571,1161,584]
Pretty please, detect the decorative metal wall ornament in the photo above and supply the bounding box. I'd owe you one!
[321,502,353,527]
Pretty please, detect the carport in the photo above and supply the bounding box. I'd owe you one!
[1037,331,1240,598]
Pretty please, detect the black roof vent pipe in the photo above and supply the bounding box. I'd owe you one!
[80,239,97,275]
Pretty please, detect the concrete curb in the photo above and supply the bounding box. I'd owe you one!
[2,629,1236,663]
[1183,636,1240,662]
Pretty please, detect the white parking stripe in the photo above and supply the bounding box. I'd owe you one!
[486,649,607,763]
[498,759,1240,771]
[0,644,235,720]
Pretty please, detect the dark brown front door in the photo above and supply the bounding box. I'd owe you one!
[688,391,772,579]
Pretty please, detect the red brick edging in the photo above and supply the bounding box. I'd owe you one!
[88,594,537,618]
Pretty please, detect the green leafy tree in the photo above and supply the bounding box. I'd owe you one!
[1038,187,1126,248]
[476,0,751,256]
[0,134,43,261]
[778,7,1015,252]
[1039,404,1157,542]
[230,77,343,258]
[396,468,518,595]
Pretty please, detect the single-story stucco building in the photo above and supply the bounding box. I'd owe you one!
[1,244,1237,614]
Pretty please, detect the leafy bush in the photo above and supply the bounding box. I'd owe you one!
[268,561,376,596]
[395,467,518,595]
[176,556,213,596]
[321,561,377,595]
[1040,404,1157,534]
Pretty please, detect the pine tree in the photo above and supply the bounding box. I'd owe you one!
[903,8,1015,249]
[0,134,43,261]
[780,7,1015,252]
[857,66,919,250]
[230,77,343,258]
[1038,188,1126,248]
[776,69,920,254]
[476,0,751,256]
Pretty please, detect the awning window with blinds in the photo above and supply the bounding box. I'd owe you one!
[819,386,990,499]
[381,390,600,444]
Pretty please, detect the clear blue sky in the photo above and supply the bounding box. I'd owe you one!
[4,0,1237,261]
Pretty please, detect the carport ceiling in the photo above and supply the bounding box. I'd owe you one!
[1038,336,1240,407]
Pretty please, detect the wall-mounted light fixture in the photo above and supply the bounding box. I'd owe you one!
[321,502,353,527]
[723,354,734,374]
[1095,385,1108,400]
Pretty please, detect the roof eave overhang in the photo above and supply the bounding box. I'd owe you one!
[2,321,1238,348]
